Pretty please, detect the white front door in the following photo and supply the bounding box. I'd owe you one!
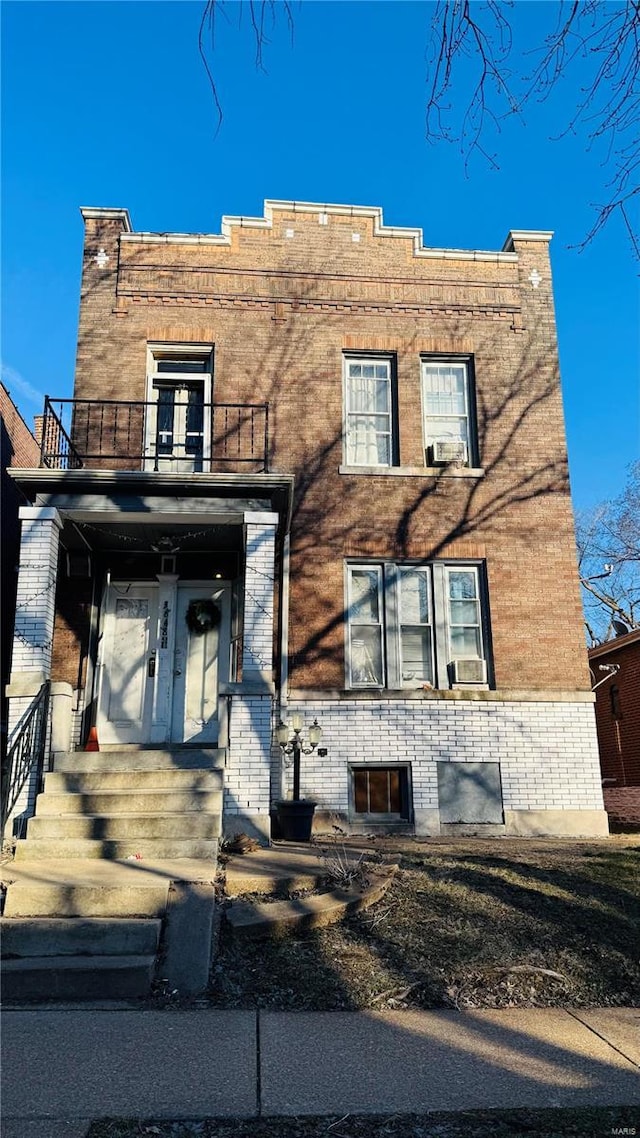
[171,585,231,744]
[97,580,229,746]
[97,585,159,745]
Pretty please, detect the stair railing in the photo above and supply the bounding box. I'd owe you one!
[1,682,50,837]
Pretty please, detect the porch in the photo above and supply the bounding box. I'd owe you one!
[4,466,294,840]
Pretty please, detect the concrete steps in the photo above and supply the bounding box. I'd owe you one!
[14,837,220,860]
[44,769,222,792]
[0,917,162,957]
[3,880,171,918]
[26,813,222,840]
[33,788,223,815]
[54,748,224,772]
[1,747,223,1001]
[1,955,157,1001]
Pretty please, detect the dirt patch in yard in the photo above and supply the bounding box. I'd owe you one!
[89,1105,640,1138]
[210,839,640,1011]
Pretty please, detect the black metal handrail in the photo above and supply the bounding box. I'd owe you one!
[40,397,269,472]
[40,397,82,469]
[1,682,50,837]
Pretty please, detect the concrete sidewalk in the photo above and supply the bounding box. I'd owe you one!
[2,1006,639,1137]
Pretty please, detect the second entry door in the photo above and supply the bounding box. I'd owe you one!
[171,584,231,744]
[97,584,158,745]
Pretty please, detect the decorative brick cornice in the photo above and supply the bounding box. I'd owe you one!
[117,200,523,263]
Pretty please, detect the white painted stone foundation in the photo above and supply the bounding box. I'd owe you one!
[224,694,274,840]
[218,511,279,840]
[270,694,608,839]
[4,507,62,835]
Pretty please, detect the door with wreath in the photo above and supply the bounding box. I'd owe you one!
[171,584,231,744]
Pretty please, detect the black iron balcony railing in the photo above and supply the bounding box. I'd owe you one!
[39,397,270,473]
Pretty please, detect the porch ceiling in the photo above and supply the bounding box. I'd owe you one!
[61,519,244,555]
[8,468,295,532]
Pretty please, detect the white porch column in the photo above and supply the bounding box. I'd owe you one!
[5,507,63,832]
[222,511,278,842]
[7,506,63,723]
[242,512,278,684]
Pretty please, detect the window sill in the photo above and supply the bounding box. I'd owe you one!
[339,464,485,478]
[288,688,596,703]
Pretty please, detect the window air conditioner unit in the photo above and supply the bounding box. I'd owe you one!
[432,439,468,465]
[452,658,487,684]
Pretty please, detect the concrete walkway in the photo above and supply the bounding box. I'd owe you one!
[2,1006,639,1136]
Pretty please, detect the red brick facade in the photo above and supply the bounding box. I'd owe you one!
[69,204,589,696]
[590,631,640,786]
[1,385,40,468]
[1,385,40,732]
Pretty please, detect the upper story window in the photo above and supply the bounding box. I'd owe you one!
[344,355,396,467]
[421,358,476,468]
[145,344,213,473]
[346,561,489,690]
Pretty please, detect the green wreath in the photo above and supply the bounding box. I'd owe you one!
[186,599,221,635]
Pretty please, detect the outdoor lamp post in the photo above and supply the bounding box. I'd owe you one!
[274,715,323,842]
[276,715,323,801]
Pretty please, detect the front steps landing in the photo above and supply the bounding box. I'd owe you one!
[1,746,223,1002]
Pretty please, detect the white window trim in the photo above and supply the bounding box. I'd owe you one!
[421,357,475,468]
[445,565,485,663]
[345,560,489,691]
[343,353,396,468]
[145,343,213,473]
[346,563,386,688]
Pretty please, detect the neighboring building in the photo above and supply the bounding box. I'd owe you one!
[5,200,608,839]
[1,384,40,749]
[589,630,640,827]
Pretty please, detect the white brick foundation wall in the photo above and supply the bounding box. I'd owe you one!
[268,695,608,838]
[224,695,274,840]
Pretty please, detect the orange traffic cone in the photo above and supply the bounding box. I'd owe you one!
[85,726,100,752]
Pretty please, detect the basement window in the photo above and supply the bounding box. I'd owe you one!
[350,765,411,821]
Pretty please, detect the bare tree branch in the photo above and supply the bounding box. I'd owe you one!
[199,1,639,256]
[576,461,640,643]
[425,0,640,257]
[199,0,296,133]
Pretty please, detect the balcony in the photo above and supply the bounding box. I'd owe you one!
[38,397,269,474]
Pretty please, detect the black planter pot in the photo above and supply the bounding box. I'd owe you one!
[275,799,317,842]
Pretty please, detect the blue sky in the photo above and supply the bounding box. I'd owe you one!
[2,1,638,511]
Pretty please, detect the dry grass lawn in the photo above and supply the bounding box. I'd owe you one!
[211,839,640,1012]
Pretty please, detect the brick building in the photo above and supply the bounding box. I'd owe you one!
[589,630,640,828]
[1,384,40,748]
[5,200,608,839]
